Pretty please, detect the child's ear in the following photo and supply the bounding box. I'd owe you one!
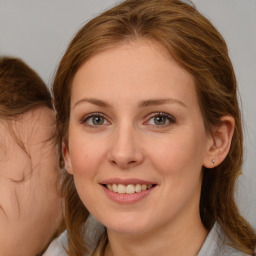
[203,116,235,168]
[63,142,73,175]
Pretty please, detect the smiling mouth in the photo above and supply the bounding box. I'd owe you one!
[103,184,156,194]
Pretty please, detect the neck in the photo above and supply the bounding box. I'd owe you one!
[105,215,208,256]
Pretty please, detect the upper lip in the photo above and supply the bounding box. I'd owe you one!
[100,178,156,186]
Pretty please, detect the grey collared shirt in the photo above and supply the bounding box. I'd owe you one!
[44,222,254,256]
[198,223,252,256]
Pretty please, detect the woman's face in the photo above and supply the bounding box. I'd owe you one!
[0,107,62,256]
[65,40,213,235]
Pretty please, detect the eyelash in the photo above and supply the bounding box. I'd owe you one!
[80,112,176,128]
[145,112,176,127]
[80,112,109,127]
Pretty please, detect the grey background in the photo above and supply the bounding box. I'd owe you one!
[0,0,255,227]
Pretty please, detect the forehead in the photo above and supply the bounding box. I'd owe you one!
[0,107,55,155]
[0,107,55,180]
[71,40,198,109]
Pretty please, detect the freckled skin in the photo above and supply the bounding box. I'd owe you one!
[0,107,62,256]
[64,40,213,255]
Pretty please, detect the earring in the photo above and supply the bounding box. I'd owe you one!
[211,159,215,164]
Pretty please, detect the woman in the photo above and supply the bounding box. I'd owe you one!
[0,57,62,256]
[45,0,256,255]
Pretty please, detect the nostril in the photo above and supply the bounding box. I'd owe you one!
[110,159,137,168]
[128,160,136,165]
[111,160,117,165]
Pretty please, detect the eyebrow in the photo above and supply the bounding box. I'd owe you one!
[73,98,111,109]
[138,98,187,108]
[72,97,187,109]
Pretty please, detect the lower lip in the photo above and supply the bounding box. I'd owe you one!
[102,185,155,204]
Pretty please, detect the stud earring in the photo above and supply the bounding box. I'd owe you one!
[212,159,215,164]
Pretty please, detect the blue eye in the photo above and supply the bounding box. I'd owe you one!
[81,113,109,126]
[147,113,175,126]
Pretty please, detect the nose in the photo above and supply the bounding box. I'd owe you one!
[107,125,144,169]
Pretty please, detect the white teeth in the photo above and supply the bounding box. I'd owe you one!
[126,184,135,194]
[141,184,147,191]
[135,184,142,193]
[106,184,112,191]
[117,184,126,194]
[112,184,118,192]
[106,184,153,194]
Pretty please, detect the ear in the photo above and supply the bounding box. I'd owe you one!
[203,116,235,168]
[63,142,73,175]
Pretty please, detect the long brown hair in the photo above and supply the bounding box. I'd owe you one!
[0,56,53,157]
[0,57,62,255]
[52,0,256,255]
[0,57,53,117]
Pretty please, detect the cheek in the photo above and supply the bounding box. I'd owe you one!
[68,134,110,214]
[147,130,207,178]
[68,131,106,177]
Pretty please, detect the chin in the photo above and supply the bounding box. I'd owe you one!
[108,225,148,235]
[102,215,152,235]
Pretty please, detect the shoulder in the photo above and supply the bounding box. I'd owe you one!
[43,216,105,256]
[43,231,68,256]
[198,223,253,256]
